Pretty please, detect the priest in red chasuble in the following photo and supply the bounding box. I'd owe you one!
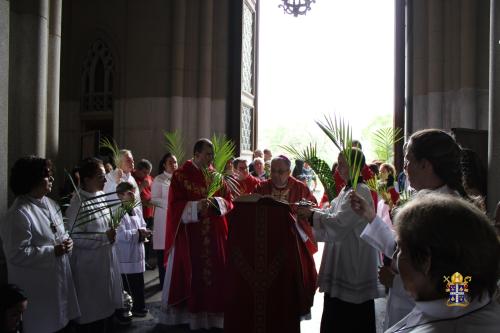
[224,155,318,333]
[255,155,318,255]
[159,138,233,330]
[233,157,260,196]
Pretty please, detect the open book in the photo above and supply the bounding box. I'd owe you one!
[234,193,289,206]
[234,193,316,208]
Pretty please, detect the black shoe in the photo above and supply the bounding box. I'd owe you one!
[132,308,149,317]
[145,263,156,270]
[114,312,133,325]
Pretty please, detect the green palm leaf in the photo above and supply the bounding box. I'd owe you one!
[372,127,404,163]
[99,137,121,166]
[316,114,362,190]
[203,134,240,199]
[109,199,141,229]
[281,143,337,201]
[164,130,186,164]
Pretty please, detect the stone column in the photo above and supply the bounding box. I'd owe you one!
[170,0,186,132]
[9,0,49,162]
[0,0,10,214]
[427,0,443,128]
[46,0,62,159]
[488,0,500,215]
[197,0,213,138]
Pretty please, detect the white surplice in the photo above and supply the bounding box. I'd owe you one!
[0,195,80,333]
[312,184,379,303]
[116,206,146,274]
[151,171,172,250]
[66,189,123,324]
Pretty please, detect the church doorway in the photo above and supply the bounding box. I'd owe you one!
[257,0,397,167]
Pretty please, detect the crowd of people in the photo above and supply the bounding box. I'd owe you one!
[1,128,499,333]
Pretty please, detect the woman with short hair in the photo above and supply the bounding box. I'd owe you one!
[387,193,500,332]
[0,156,80,333]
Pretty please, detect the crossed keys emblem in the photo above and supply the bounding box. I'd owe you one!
[444,272,472,307]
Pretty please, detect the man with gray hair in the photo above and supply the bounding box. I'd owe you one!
[103,149,141,204]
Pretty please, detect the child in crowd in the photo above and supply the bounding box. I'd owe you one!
[115,182,152,317]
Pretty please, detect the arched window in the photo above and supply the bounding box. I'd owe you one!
[81,39,114,113]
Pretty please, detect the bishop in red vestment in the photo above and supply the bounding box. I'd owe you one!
[255,156,318,256]
[224,155,318,333]
[160,139,233,330]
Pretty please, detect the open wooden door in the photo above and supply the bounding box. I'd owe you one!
[228,0,260,157]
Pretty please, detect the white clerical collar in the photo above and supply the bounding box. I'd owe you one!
[406,293,491,327]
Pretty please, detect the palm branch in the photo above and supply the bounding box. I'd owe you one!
[109,199,141,229]
[99,137,121,166]
[372,127,404,163]
[316,114,363,190]
[365,176,378,193]
[281,143,337,201]
[164,130,186,164]
[203,134,240,199]
[397,189,414,206]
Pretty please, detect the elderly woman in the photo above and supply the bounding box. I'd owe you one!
[387,193,499,332]
[0,156,80,333]
[65,157,123,332]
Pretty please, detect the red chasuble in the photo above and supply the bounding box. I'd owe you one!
[164,160,233,312]
[238,174,260,195]
[254,177,318,255]
[225,197,317,333]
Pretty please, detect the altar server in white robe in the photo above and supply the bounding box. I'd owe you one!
[351,129,476,329]
[298,148,379,333]
[151,152,178,287]
[66,157,123,331]
[0,156,80,333]
[387,193,499,332]
[115,182,151,317]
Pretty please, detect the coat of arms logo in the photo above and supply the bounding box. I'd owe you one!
[444,272,472,307]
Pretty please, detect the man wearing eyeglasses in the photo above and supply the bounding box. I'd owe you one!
[232,157,260,196]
